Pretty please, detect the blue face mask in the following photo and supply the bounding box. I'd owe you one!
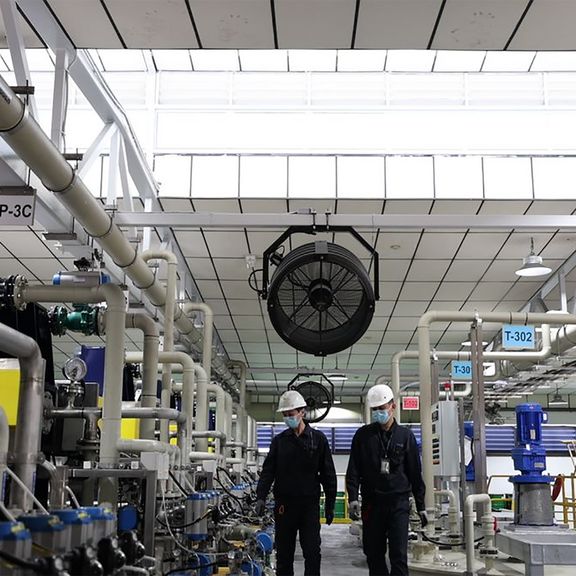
[372,409,390,425]
[284,415,300,429]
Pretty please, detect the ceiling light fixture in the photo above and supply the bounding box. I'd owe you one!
[549,384,569,407]
[515,237,552,277]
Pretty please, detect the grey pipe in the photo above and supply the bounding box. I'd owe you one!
[193,364,210,452]
[189,430,227,447]
[0,76,237,391]
[229,360,248,447]
[206,383,226,455]
[124,314,159,440]
[418,311,576,522]
[0,321,45,511]
[142,251,177,444]
[38,460,66,509]
[0,406,8,464]
[48,407,186,424]
[19,282,125,506]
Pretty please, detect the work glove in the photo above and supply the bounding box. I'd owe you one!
[418,510,429,529]
[325,508,334,526]
[348,500,360,521]
[254,499,266,517]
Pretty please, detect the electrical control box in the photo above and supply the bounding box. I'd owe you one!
[432,401,461,479]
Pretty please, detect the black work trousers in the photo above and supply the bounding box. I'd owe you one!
[361,497,410,576]
[274,496,321,576]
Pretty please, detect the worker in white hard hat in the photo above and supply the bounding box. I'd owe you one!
[255,389,337,576]
[346,384,426,576]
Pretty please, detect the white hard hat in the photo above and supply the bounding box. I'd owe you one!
[277,390,307,412]
[366,384,394,408]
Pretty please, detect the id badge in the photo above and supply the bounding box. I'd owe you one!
[380,458,390,475]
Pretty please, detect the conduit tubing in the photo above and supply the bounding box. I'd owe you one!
[124,314,159,440]
[0,77,236,390]
[418,311,575,521]
[0,322,45,511]
[20,283,125,505]
[142,250,177,444]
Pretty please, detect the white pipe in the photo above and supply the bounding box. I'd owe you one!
[419,312,573,520]
[124,313,159,440]
[392,325,551,423]
[189,451,220,461]
[125,351,195,458]
[142,250,178,444]
[434,489,460,536]
[0,321,45,511]
[0,78,237,391]
[22,283,126,505]
[464,493,494,576]
[182,303,214,451]
[228,360,248,447]
[207,383,226,455]
[225,392,233,445]
[401,381,472,398]
[0,406,8,461]
[117,439,178,456]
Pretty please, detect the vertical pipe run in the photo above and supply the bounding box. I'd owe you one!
[0,322,45,511]
[470,322,487,498]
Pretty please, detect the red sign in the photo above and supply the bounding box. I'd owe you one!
[402,396,420,411]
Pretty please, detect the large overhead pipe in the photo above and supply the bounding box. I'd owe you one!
[142,251,177,444]
[391,326,551,422]
[0,322,45,511]
[418,311,576,526]
[123,313,159,440]
[15,282,125,505]
[0,77,237,390]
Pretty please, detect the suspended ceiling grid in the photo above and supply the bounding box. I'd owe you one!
[5,0,576,51]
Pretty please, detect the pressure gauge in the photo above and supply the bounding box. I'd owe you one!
[63,357,87,382]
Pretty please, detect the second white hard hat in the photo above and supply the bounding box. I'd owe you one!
[277,390,307,412]
[366,384,394,408]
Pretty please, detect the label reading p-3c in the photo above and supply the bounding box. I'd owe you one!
[0,189,36,226]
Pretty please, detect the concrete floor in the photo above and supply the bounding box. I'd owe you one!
[290,524,576,576]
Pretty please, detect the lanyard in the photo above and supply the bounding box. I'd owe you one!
[377,427,395,459]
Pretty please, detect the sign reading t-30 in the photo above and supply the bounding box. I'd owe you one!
[502,324,535,350]
[451,360,472,380]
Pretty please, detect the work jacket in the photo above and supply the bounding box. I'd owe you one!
[346,420,426,511]
[256,424,337,510]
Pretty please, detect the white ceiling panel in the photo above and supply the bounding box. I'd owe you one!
[159,198,194,212]
[213,258,252,279]
[204,231,249,257]
[174,231,210,257]
[400,282,440,300]
[431,200,483,215]
[276,1,355,48]
[218,329,240,342]
[444,260,491,282]
[336,199,384,214]
[381,331,414,344]
[415,232,465,259]
[20,258,64,280]
[468,282,513,301]
[185,257,217,280]
[479,200,533,215]
[193,199,241,212]
[227,299,262,316]
[481,260,522,281]
[105,0,199,48]
[375,232,420,259]
[456,233,509,259]
[0,232,54,258]
[189,0,274,49]
[47,1,122,48]
[378,259,410,281]
[540,234,576,259]
[498,282,541,301]
[236,329,269,342]
[509,0,576,50]
[406,260,451,282]
[379,282,403,301]
[195,279,224,298]
[492,300,526,312]
[219,280,257,299]
[374,301,395,317]
[393,301,429,317]
[434,282,476,300]
[496,233,555,259]
[355,1,442,49]
[432,0,528,50]
[240,199,287,213]
[214,316,236,330]
[384,200,433,214]
[429,300,463,311]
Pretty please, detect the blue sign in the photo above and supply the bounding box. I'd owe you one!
[502,324,535,349]
[451,360,472,380]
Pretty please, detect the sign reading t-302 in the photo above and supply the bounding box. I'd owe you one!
[502,324,535,350]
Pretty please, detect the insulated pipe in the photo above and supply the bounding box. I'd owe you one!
[47,407,186,424]
[0,321,45,511]
[188,430,227,447]
[228,360,248,447]
[117,439,179,456]
[434,489,460,536]
[142,251,177,444]
[182,303,214,451]
[124,313,159,440]
[392,326,551,423]
[193,364,210,452]
[0,406,8,462]
[125,351,195,458]
[189,451,219,461]
[225,392,233,445]
[21,283,125,505]
[464,493,494,576]
[0,78,237,390]
[206,383,226,455]
[418,312,574,521]
[401,381,473,398]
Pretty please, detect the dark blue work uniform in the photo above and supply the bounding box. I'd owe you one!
[346,420,426,576]
[256,424,337,576]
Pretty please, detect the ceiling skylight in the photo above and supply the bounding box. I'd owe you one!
[239,50,287,71]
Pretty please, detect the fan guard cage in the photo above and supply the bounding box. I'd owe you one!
[267,240,375,355]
